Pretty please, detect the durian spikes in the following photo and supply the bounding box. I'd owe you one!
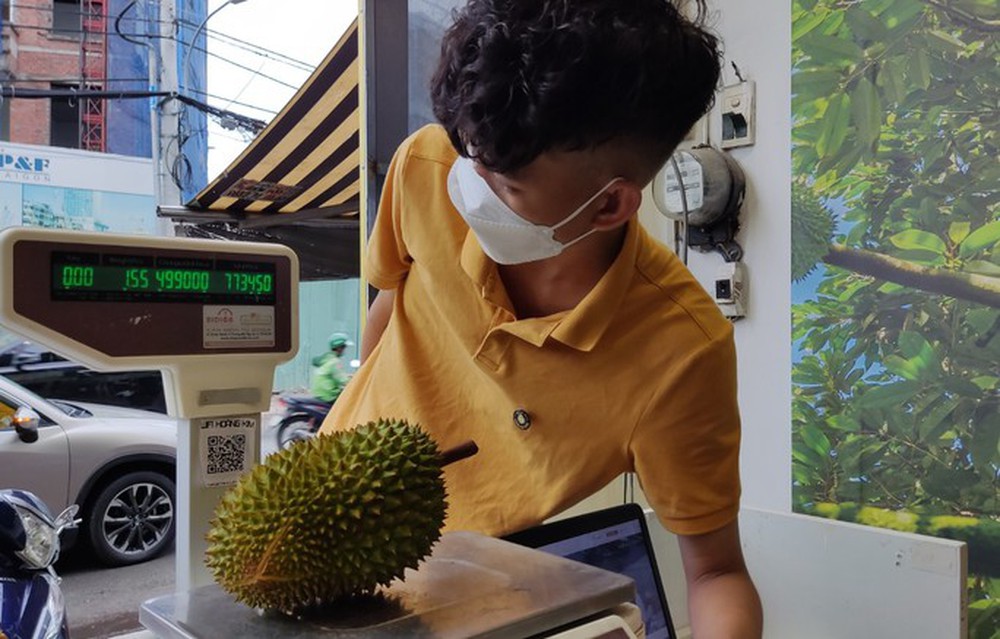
[204,418,477,613]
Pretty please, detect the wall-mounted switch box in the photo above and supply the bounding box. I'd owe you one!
[720,80,755,149]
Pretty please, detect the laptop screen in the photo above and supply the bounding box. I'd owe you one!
[503,504,675,639]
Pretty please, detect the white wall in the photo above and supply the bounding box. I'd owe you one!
[638,0,792,512]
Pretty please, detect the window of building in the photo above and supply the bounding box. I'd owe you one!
[50,84,80,148]
[2,0,11,24]
[52,0,81,37]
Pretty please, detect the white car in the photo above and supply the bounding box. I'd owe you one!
[0,375,177,567]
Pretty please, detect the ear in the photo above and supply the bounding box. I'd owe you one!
[592,180,642,231]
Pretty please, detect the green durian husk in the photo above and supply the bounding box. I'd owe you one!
[791,181,835,282]
[205,418,448,613]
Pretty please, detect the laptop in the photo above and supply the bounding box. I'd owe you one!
[502,503,676,639]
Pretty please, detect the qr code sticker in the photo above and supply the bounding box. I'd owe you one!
[206,434,247,475]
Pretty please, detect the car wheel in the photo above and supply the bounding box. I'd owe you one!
[87,471,175,567]
[277,414,318,449]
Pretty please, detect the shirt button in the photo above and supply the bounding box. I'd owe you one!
[513,409,531,430]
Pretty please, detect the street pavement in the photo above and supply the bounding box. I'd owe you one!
[60,408,283,638]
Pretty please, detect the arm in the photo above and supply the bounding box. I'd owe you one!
[360,289,396,363]
[677,518,763,638]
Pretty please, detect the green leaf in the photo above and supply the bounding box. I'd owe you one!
[972,376,1000,391]
[971,413,1000,466]
[889,229,947,255]
[918,397,959,440]
[817,94,851,158]
[800,33,865,63]
[899,331,933,361]
[793,441,826,467]
[882,0,927,28]
[800,424,832,456]
[846,6,889,42]
[884,355,922,381]
[793,69,843,96]
[828,414,862,433]
[926,30,966,52]
[858,380,922,409]
[963,261,1000,277]
[942,376,984,398]
[907,49,932,90]
[924,468,978,501]
[877,56,908,105]
[793,10,830,42]
[851,78,882,148]
[878,282,906,294]
[949,222,971,245]
[959,221,1000,258]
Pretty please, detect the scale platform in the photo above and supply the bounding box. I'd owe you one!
[139,531,636,638]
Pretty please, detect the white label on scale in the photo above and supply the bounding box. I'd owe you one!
[662,152,704,212]
[197,415,257,487]
[203,305,275,349]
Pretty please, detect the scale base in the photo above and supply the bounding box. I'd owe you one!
[139,531,637,639]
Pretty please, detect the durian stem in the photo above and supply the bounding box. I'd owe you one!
[440,441,479,467]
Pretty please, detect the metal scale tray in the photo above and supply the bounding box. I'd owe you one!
[139,531,635,638]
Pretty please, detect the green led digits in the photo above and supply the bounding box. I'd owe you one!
[154,269,210,293]
[225,272,273,295]
[124,268,150,290]
[52,251,277,303]
[61,265,94,288]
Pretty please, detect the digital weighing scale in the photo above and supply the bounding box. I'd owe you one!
[0,228,642,639]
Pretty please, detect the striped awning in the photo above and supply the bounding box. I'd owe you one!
[186,19,360,217]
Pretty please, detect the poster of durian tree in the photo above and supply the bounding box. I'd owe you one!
[790,0,999,634]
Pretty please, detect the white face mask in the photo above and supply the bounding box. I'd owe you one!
[447,156,620,265]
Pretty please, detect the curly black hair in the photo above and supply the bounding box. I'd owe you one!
[430,0,722,178]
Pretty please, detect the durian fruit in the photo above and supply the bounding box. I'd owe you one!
[205,418,475,613]
[791,180,835,282]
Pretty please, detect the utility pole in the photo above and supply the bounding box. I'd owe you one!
[156,0,183,208]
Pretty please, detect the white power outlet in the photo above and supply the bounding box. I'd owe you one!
[715,261,747,320]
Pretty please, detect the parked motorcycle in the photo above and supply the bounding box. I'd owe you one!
[275,395,333,450]
[0,488,79,639]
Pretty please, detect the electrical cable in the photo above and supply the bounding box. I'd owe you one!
[113,0,146,47]
[193,24,315,72]
[0,86,267,133]
[669,154,691,266]
[181,41,303,91]
[11,4,334,75]
[3,77,150,83]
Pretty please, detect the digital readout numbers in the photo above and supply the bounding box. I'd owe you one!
[58,265,274,295]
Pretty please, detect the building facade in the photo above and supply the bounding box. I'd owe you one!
[0,0,207,201]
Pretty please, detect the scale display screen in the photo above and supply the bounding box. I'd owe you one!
[51,250,277,305]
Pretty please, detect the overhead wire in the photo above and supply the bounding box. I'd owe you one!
[10,3,322,74]
[193,24,316,72]
[4,21,309,94]
[5,2,343,191]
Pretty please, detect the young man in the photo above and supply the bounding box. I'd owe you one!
[321,0,762,634]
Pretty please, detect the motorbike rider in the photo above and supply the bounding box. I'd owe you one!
[310,332,352,404]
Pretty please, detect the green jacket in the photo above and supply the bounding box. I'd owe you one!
[310,353,350,403]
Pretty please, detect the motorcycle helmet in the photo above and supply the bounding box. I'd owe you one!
[328,332,353,351]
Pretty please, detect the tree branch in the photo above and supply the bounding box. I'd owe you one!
[823,244,1000,308]
[926,0,1000,30]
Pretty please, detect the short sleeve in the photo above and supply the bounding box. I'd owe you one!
[364,137,415,290]
[631,329,742,536]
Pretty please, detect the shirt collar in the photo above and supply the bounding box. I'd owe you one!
[548,218,639,351]
[461,219,640,352]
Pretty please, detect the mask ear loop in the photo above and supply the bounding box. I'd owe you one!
[550,178,625,250]
[551,177,624,232]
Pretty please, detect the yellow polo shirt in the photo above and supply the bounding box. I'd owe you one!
[321,125,741,537]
